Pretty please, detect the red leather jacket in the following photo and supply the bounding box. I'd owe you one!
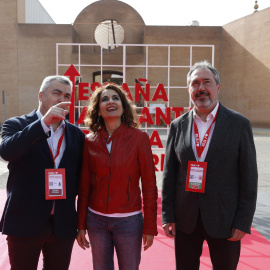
[77,123,158,236]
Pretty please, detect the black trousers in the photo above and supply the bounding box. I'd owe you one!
[7,215,75,270]
[175,215,240,270]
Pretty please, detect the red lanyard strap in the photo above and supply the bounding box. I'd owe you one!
[194,111,217,159]
[48,128,65,166]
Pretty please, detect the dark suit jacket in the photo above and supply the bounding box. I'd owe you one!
[0,110,85,239]
[162,104,258,238]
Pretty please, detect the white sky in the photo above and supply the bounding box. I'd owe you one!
[39,0,269,26]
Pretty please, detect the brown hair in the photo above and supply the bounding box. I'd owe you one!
[84,84,139,133]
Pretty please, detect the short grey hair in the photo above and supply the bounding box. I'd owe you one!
[39,75,73,93]
[187,60,220,86]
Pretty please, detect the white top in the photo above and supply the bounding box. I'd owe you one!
[89,207,141,218]
[191,102,219,162]
[106,136,112,154]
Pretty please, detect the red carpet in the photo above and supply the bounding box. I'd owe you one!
[0,190,270,269]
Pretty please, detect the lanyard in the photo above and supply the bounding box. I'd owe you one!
[48,128,65,168]
[194,111,218,160]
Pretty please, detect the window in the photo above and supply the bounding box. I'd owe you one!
[93,70,123,85]
[94,19,124,50]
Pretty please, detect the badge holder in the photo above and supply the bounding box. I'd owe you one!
[45,168,66,200]
[185,161,207,193]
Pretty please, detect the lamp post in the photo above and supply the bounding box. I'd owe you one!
[254,1,259,13]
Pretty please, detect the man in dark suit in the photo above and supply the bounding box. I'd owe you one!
[0,75,85,270]
[162,61,258,270]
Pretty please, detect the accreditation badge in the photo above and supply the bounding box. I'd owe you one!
[45,169,66,200]
[185,161,207,193]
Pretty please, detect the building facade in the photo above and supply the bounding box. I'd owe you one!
[0,0,270,127]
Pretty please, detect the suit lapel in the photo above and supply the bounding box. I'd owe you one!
[41,139,54,166]
[205,104,231,162]
[182,111,196,161]
[26,110,54,166]
[25,110,39,124]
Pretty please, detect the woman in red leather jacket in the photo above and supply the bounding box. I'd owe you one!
[76,84,158,270]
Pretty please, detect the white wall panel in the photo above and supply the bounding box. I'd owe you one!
[25,0,55,24]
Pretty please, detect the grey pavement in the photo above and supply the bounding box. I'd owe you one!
[0,128,270,241]
[251,128,270,241]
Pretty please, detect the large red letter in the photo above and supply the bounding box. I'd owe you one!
[78,82,90,101]
[82,130,90,135]
[172,107,184,119]
[138,107,154,125]
[77,106,88,125]
[160,153,165,171]
[155,107,171,125]
[90,82,102,92]
[121,83,133,101]
[135,83,150,101]
[149,130,163,148]
[152,154,159,171]
[152,84,168,101]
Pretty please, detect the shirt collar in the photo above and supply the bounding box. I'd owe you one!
[101,122,127,144]
[193,101,219,122]
[36,110,43,119]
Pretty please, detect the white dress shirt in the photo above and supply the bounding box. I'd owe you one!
[36,110,66,168]
[191,102,219,162]
[36,110,66,214]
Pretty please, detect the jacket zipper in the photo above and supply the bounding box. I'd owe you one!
[128,177,131,202]
[106,152,111,213]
